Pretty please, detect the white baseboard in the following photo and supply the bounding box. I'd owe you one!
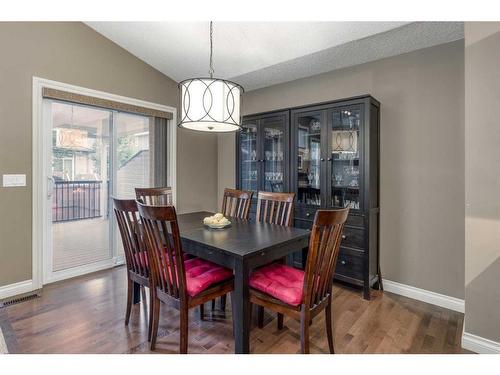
[383,279,465,313]
[462,332,500,354]
[0,279,35,300]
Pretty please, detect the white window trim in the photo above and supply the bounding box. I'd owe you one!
[32,76,177,290]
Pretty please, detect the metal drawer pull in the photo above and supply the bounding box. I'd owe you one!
[342,235,347,240]
[340,260,347,265]
[306,213,310,217]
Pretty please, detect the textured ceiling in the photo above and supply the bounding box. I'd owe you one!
[86,21,463,91]
[233,22,464,90]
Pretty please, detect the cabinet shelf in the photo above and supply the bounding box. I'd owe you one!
[331,126,360,131]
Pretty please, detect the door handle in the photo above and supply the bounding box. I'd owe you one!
[47,177,54,198]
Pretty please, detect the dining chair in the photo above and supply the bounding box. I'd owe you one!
[113,198,154,341]
[255,191,295,226]
[210,188,254,312]
[248,208,349,354]
[254,191,295,327]
[135,186,173,205]
[221,188,253,219]
[137,202,234,353]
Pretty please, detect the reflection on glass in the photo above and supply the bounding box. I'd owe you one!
[263,117,285,193]
[239,122,258,192]
[331,107,361,210]
[51,101,112,271]
[115,112,152,198]
[297,114,321,206]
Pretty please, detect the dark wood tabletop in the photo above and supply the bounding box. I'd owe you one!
[177,211,309,264]
[176,211,310,353]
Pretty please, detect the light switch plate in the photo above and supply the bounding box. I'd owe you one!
[3,174,27,187]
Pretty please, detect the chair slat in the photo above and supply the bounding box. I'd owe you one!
[255,192,295,227]
[221,188,253,219]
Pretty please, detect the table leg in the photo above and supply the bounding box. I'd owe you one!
[232,260,250,354]
[133,282,141,304]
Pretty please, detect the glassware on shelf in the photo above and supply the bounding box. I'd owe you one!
[344,200,359,210]
[335,174,343,186]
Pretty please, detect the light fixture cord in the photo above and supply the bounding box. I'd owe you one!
[209,21,214,78]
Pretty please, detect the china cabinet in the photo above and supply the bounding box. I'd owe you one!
[237,95,380,299]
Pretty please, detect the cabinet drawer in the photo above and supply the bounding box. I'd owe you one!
[334,249,364,281]
[341,226,365,250]
[296,208,363,227]
[346,214,364,227]
[294,207,317,221]
[293,218,313,230]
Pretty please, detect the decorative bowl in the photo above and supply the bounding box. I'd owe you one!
[204,221,231,229]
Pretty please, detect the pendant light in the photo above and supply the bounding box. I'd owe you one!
[178,22,244,133]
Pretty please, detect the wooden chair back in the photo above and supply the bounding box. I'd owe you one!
[137,202,187,301]
[302,209,349,307]
[255,191,295,226]
[221,188,253,219]
[113,198,148,278]
[135,187,173,206]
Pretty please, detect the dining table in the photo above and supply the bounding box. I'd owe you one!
[171,211,311,354]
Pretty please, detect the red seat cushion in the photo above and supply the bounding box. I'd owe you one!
[135,254,232,298]
[183,258,233,297]
[249,263,304,306]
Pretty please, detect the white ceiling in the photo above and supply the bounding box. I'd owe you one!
[86,22,464,91]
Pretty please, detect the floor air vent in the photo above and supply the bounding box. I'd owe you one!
[0,293,39,308]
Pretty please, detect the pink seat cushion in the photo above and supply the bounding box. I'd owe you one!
[183,258,233,297]
[249,263,304,306]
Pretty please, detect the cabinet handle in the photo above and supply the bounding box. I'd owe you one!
[321,158,325,162]
[327,157,332,162]
[342,235,347,240]
[306,213,310,217]
[340,260,347,265]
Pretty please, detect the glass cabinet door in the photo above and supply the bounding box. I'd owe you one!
[262,116,285,193]
[239,121,258,192]
[296,113,322,206]
[330,106,361,210]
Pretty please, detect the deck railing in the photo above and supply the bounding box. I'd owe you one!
[52,180,103,222]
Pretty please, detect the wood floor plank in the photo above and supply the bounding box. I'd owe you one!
[1,266,468,354]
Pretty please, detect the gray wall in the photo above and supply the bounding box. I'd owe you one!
[219,40,465,299]
[464,22,500,341]
[0,22,218,287]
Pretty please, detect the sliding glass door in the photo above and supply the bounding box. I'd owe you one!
[44,99,153,283]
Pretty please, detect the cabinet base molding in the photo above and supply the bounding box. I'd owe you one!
[383,279,464,313]
[462,332,500,354]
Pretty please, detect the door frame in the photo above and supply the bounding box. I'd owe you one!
[32,77,177,289]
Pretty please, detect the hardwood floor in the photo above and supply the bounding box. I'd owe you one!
[0,266,466,354]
